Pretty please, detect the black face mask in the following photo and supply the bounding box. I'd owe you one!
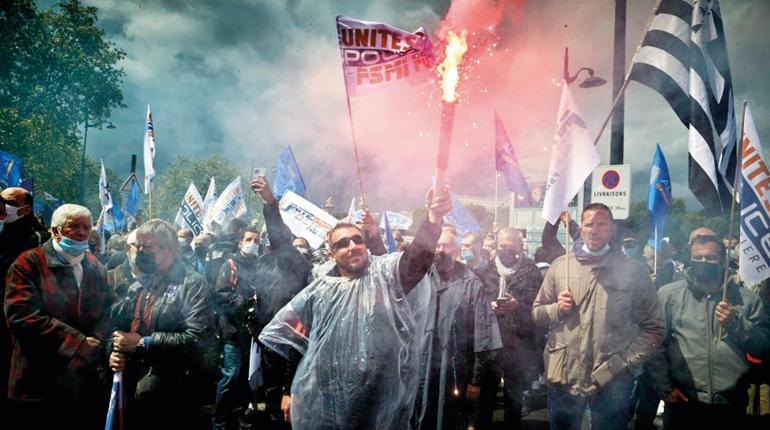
[690,260,722,283]
[194,246,207,257]
[135,250,158,274]
[433,253,455,280]
[498,248,520,265]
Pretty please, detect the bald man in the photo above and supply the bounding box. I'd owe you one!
[0,187,49,413]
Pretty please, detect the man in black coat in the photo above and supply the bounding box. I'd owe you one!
[477,227,543,429]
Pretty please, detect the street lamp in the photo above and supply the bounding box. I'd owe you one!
[79,119,116,204]
[563,47,607,88]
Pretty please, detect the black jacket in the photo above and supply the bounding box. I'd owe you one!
[0,214,50,286]
[214,202,312,345]
[110,258,216,373]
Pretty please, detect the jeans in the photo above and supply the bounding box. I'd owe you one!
[213,343,246,430]
[547,371,634,430]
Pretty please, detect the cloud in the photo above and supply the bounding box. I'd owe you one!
[67,0,770,214]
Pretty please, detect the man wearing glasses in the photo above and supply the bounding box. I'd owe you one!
[259,187,452,429]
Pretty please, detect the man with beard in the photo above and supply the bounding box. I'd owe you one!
[532,203,665,430]
[259,187,451,429]
[411,228,501,430]
[647,232,770,428]
[476,227,542,429]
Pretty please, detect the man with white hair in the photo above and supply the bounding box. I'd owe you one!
[5,203,113,430]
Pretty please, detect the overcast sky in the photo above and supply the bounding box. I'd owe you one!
[39,0,770,213]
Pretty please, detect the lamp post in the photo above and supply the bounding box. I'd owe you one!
[79,119,116,204]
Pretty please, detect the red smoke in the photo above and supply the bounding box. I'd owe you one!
[336,0,576,213]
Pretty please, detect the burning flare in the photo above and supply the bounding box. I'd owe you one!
[437,31,468,102]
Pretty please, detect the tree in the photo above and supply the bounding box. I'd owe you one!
[150,154,264,226]
[0,0,125,205]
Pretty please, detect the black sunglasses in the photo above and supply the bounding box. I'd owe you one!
[331,235,365,251]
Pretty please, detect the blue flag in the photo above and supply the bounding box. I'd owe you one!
[124,181,142,217]
[104,371,126,430]
[0,150,23,188]
[383,210,397,253]
[272,146,306,201]
[647,144,672,250]
[495,111,530,197]
[445,193,481,237]
[20,178,34,194]
[111,192,126,232]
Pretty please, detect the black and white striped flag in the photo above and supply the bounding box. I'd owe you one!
[629,0,736,213]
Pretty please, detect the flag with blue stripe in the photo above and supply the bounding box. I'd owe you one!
[495,110,530,197]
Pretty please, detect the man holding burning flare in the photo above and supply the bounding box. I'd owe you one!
[258,186,451,429]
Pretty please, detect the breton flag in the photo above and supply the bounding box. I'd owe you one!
[200,177,217,232]
[336,16,435,97]
[174,182,205,236]
[647,144,672,250]
[542,84,601,224]
[495,110,530,198]
[629,0,736,213]
[143,104,156,194]
[209,177,247,230]
[738,104,770,286]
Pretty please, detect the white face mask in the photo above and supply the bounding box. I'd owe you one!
[4,205,27,224]
[241,242,259,256]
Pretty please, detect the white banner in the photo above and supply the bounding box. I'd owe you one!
[379,210,413,231]
[210,177,247,229]
[174,182,205,236]
[739,104,770,286]
[279,191,340,249]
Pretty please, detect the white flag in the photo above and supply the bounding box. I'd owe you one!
[343,197,355,223]
[201,177,217,232]
[542,84,601,224]
[209,177,247,230]
[99,159,111,209]
[143,104,156,194]
[739,104,770,286]
[174,182,205,236]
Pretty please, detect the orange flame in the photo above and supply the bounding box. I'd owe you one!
[437,31,468,102]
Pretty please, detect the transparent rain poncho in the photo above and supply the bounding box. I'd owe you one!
[259,252,433,430]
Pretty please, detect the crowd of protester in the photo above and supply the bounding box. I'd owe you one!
[0,180,769,430]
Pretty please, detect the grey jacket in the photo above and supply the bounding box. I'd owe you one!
[647,270,770,405]
[532,252,665,395]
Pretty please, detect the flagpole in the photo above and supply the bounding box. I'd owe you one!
[653,223,658,278]
[343,85,368,210]
[565,212,571,293]
[592,0,664,147]
[494,173,499,225]
[148,188,153,219]
[717,100,748,341]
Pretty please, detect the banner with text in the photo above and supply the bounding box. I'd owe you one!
[336,15,434,97]
[279,191,340,249]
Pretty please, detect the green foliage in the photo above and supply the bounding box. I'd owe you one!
[0,0,125,204]
[625,198,737,252]
[150,154,263,224]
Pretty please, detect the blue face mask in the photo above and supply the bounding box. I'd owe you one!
[0,220,4,235]
[59,236,90,256]
[461,249,475,262]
